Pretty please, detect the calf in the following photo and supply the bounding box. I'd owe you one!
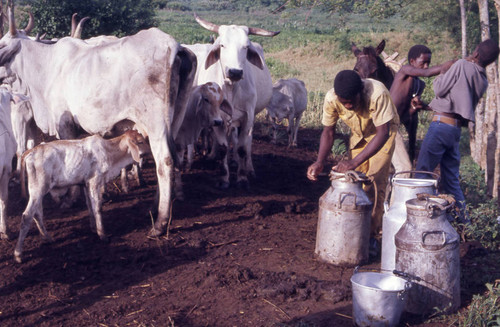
[266,78,307,147]
[174,82,232,199]
[0,87,25,240]
[15,130,150,263]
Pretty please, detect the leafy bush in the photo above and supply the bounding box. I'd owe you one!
[458,282,500,327]
[29,0,157,38]
[464,199,499,250]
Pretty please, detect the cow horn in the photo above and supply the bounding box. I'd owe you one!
[73,16,89,39]
[248,27,280,37]
[24,11,34,34]
[71,13,77,37]
[194,13,219,33]
[8,5,16,37]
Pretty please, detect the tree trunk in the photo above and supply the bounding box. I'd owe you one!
[494,0,500,199]
[460,0,467,58]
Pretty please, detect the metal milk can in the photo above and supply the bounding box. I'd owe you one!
[395,195,460,315]
[315,170,372,266]
[381,171,439,273]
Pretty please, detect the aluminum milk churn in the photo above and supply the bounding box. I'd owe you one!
[395,195,460,315]
[381,171,438,273]
[315,171,372,266]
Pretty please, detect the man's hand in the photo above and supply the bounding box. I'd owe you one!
[332,159,357,173]
[307,161,324,181]
[410,96,424,115]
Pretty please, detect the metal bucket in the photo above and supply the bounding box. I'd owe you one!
[351,271,411,327]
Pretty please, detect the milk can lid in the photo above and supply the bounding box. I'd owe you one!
[405,194,455,214]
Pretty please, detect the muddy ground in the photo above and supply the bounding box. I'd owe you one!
[0,123,492,327]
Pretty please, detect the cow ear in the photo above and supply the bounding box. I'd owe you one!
[220,99,232,117]
[375,40,386,55]
[247,46,264,70]
[205,44,220,69]
[351,42,361,57]
[128,141,141,163]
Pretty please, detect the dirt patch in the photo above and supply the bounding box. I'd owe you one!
[0,124,487,326]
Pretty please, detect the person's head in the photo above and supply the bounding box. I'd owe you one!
[408,45,432,69]
[474,39,500,67]
[334,70,363,110]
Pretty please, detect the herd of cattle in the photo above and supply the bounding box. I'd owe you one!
[0,5,309,262]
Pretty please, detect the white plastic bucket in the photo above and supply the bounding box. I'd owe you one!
[351,272,411,327]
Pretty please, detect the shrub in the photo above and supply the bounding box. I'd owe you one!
[464,199,499,250]
[458,282,500,327]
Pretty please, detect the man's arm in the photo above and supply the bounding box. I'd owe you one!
[399,59,455,77]
[333,122,389,173]
[307,125,335,181]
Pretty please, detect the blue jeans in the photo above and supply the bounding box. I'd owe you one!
[415,122,465,211]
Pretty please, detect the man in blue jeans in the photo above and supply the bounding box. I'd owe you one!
[415,39,499,222]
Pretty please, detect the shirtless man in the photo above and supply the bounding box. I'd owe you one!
[390,45,455,162]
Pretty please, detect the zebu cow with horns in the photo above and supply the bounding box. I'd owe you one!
[184,14,279,189]
[0,4,196,238]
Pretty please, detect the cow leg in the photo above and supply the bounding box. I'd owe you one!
[148,136,175,237]
[174,148,185,201]
[32,204,52,243]
[236,124,254,188]
[85,181,107,241]
[271,118,279,145]
[186,144,195,171]
[83,186,97,233]
[131,163,142,186]
[0,167,11,240]
[14,195,42,263]
[291,112,303,147]
[210,125,230,189]
[120,168,130,193]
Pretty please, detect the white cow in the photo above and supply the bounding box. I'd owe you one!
[174,82,232,199]
[15,130,150,262]
[0,86,27,239]
[0,5,196,237]
[266,78,308,147]
[184,14,279,189]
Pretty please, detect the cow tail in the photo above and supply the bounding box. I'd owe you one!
[20,153,27,199]
[167,46,197,169]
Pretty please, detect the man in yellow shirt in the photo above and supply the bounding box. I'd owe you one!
[307,70,399,256]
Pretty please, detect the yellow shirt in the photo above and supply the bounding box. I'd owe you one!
[322,78,399,149]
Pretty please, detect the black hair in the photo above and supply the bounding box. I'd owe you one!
[477,39,500,66]
[334,70,363,100]
[407,45,431,62]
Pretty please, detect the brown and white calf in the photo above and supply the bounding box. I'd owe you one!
[15,130,150,263]
[174,82,232,199]
[265,78,307,147]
